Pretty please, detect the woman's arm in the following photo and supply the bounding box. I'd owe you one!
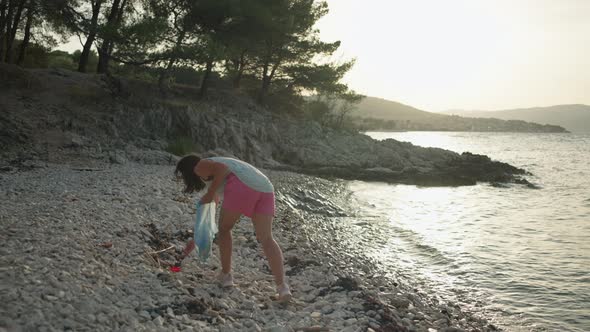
[194,159,229,203]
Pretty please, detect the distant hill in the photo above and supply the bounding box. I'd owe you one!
[443,105,590,133]
[350,97,567,133]
[351,97,437,121]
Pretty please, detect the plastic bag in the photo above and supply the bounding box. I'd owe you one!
[193,201,217,262]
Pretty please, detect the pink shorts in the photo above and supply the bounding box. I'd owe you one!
[222,173,275,218]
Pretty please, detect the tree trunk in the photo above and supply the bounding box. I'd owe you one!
[0,0,8,61]
[259,76,271,102]
[257,58,280,103]
[158,57,176,92]
[78,0,103,73]
[96,0,122,73]
[232,50,246,89]
[157,29,185,92]
[199,60,213,99]
[257,60,270,102]
[5,0,24,63]
[0,0,14,62]
[15,0,31,65]
[0,0,6,29]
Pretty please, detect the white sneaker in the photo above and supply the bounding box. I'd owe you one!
[218,272,234,288]
[277,283,292,303]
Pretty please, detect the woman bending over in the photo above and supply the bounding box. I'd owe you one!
[175,155,291,302]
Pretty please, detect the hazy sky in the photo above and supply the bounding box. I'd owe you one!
[316,0,590,111]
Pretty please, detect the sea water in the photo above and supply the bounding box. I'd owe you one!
[350,132,590,331]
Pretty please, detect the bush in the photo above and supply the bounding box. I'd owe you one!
[166,137,197,156]
[16,42,50,68]
[71,50,98,73]
[47,53,76,70]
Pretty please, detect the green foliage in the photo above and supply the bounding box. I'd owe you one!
[4,41,75,69]
[305,99,332,125]
[114,15,169,64]
[263,88,306,115]
[112,64,159,82]
[5,0,357,118]
[47,51,76,70]
[303,91,365,130]
[166,136,197,156]
[72,49,98,72]
[251,0,350,98]
[170,66,202,86]
[13,42,50,68]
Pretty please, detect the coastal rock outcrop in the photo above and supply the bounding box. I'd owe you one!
[0,64,530,186]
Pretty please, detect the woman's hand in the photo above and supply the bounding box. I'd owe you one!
[200,192,215,204]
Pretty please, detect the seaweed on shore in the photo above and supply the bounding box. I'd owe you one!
[142,222,192,268]
[363,295,408,332]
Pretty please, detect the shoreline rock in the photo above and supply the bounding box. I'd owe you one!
[272,150,530,187]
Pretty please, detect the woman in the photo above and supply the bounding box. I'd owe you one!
[175,155,292,302]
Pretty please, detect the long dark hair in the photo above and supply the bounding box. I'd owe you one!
[175,155,206,193]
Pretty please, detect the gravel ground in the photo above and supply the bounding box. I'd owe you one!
[0,163,500,332]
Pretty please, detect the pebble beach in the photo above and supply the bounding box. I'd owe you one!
[0,163,500,332]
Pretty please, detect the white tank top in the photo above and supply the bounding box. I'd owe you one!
[206,157,274,193]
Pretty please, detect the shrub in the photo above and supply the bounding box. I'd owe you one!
[166,136,197,156]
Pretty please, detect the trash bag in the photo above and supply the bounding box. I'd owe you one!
[193,201,217,262]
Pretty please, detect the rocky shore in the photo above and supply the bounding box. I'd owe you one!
[0,162,500,332]
[1,64,531,187]
[1,64,520,331]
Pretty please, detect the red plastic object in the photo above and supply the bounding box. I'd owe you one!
[170,266,181,272]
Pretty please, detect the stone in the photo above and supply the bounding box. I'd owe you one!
[368,322,380,330]
[390,296,411,309]
[154,316,165,327]
[97,313,109,324]
[0,158,509,332]
[139,311,151,321]
[401,318,412,326]
[109,151,128,164]
[339,326,361,332]
[265,326,289,332]
[321,305,334,314]
[440,328,465,332]
[166,307,175,318]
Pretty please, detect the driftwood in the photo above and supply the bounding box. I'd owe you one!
[147,245,174,255]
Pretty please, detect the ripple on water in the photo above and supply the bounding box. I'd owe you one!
[354,132,590,332]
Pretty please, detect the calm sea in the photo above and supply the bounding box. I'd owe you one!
[350,132,590,332]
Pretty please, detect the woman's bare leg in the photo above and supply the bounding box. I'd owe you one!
[252,213,285,286]
[218,208,241,274]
